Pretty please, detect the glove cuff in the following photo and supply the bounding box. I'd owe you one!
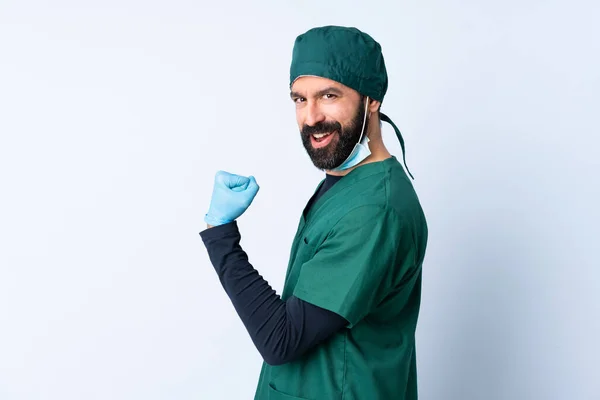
[204,214,231,227]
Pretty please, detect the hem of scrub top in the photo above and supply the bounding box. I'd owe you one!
[199,220,239,242]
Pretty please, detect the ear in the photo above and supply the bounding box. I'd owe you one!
[368,98,381,113]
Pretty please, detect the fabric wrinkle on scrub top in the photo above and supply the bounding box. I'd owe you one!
[254,155,428,400]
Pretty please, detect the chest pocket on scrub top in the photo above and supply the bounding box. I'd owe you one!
[298,235,319,258]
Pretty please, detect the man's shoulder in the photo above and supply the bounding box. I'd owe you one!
[349,158,423,212]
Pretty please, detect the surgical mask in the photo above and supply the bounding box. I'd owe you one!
[330,97,371,171]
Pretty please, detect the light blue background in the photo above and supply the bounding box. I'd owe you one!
[1,1,598,399]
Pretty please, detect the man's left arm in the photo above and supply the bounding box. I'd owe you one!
[199,171,347,366]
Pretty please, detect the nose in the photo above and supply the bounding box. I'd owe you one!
[304,101,326,127]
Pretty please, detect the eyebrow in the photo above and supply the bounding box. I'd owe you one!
[290,86,344,99]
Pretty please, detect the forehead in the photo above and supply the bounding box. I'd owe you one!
[291,76,353,95]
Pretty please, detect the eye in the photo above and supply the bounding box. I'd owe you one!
[293,97,306,104]
[323,93,337,99]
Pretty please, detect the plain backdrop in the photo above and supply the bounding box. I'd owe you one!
[1,1,598,399]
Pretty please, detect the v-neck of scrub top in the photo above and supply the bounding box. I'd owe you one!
[301,156,399,226]
[305,173,344,213]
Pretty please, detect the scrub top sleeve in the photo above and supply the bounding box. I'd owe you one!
[292,205,409,328]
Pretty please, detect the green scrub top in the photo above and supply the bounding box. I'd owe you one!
[254,155,428,400]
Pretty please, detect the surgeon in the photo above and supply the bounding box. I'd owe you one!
[200,26,428,400]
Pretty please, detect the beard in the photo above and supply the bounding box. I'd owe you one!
[300,98,368,170]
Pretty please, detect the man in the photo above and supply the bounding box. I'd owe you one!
[200,26,428,400]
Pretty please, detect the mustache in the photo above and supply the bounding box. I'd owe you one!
[301,121,342,136]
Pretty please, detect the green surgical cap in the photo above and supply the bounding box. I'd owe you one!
[290,25,414,179]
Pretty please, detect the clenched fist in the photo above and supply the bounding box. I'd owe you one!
[204,171,260,227]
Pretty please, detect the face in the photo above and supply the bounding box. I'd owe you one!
[290,77,368,170]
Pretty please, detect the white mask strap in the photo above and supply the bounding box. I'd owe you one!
[357,96,370,144]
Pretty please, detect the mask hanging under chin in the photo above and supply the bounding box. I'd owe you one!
[329,97,372,172]
[329,135,371,171]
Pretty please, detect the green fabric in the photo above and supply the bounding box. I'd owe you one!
[253,156,428,400]
[289,25,414,180]
[290,26,388,102]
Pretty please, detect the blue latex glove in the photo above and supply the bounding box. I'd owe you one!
[204,171,260,226]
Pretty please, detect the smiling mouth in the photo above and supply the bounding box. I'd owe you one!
[310,130,337,149]
[312,131,334,142]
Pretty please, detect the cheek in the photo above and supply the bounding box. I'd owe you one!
[323,104,350,124]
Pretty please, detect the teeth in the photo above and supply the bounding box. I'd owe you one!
[313,132,332,139]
